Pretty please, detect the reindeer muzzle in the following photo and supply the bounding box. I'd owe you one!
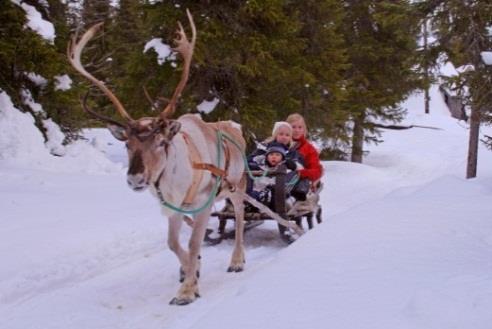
[127,173,148,191]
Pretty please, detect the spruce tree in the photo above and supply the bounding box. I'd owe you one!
[287,0,349,159]
[139,1,348,151]
[108,0,151,117]
[417,0,492,178]
[341,0,422,163]
[0,1,83,143]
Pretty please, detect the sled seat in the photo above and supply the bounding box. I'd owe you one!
[208,165,323,244]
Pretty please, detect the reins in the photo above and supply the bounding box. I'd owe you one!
[154,130,224,214]
[154,130,299,214]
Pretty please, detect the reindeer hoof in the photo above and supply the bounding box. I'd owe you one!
[169,297,193,306]
[227,265,244,273]
[169,297,192,305]
[169,292,201,305]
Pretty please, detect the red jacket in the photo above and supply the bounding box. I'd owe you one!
[293,136,323,181]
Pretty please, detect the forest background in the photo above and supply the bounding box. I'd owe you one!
[1,0,491,176]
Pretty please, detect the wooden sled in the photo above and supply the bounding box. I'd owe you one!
[206,165,323,245]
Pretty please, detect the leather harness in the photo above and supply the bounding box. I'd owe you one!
[180,130,231,205]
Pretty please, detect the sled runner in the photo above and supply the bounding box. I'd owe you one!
[206,164,323,245]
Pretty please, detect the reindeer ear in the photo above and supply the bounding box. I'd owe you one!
[107,124,128,141]
[162,120,181,140]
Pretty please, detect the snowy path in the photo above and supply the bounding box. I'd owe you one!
[4,154,491,329]
[2,91,492,328]
[1,155,410,329]
[0,165,288,329]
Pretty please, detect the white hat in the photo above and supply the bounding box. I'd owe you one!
[272,121,292,137]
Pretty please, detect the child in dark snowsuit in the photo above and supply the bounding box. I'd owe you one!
[247,144,299,206]
[247,121,309,202]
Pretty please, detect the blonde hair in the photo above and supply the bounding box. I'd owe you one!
[286,113,307,138]
[264,121,293,146]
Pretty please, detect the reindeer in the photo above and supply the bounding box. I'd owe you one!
[68,10,248,305]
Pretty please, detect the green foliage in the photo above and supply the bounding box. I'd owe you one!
[109,1,348,147]
[0,1,84,140]
[2,0,429,158]
[340,1,422,160]
[417,0,492,148]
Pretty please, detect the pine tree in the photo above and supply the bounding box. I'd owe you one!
[287,0,349,159]
[138,1,349,152]
[0,1,83,143]
[341,0,422,163]
[107,0,150,116]
[187,0,308,140]
[417,0,492,178]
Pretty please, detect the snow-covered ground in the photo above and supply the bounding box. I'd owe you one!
[1,88,492,329]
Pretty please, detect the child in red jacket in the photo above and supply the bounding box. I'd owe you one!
[286,113,323,182]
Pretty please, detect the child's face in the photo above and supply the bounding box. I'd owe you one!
[275,126,292,145]
[266,152,283,166]
[290,120,305,140]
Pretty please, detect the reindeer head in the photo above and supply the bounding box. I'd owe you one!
[109,117,182,190]
[68,10,196,191]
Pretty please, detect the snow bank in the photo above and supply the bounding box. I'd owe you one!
[0,91,122,174]
[191,174,492,329]
[399,86,451,118]
[42,118,66,156]
[0,91,49,162]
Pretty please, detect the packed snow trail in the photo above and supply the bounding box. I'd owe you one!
[2,90,492,329]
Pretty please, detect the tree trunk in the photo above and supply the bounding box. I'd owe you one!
[423,19,430,114]
[424,86,430,114]
[351,112,365,163]
[466,105,480,178]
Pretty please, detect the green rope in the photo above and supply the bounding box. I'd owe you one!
[157,130,299,214]
[157,130,223,214]
[286,174,299,186]
[218,131,269,181]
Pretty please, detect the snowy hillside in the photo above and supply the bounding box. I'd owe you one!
[1,89,492,329]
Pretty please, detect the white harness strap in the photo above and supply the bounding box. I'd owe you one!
[180,130,232,205]
[180,132,205,205]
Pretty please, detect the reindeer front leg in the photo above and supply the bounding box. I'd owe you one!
[228,194,245,272]
[170,208,210,305]
[167,214,190,282]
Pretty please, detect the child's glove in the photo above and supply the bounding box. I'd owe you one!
[284,159,297,171]
[258,189,272,204]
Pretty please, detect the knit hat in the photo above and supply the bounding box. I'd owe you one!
[265,144,286,159]
[272,121,292,138]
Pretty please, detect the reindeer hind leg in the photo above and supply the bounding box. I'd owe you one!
[227,192,246,272]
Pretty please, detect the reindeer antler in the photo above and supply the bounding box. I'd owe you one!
[80,90,126,127]
[143,85,170,112]
[159,9,196,120]
[68,11,196,124]
[67,23,134,122]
